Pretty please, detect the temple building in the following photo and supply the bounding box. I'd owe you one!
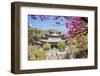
[36,30,65,47]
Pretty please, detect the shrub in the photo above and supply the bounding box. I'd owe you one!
[43,42,51,51]
[57,40,66,52]
[35,50,45,60]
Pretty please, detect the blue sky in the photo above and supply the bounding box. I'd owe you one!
[28,15,68,33]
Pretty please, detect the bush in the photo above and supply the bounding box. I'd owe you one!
[43,42,51,51]
[57,40,66,52]
[35,50,45,60]
[28,46,45,60]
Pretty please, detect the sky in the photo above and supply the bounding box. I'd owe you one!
[28,15,68,33]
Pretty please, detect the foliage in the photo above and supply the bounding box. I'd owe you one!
[28,26,34,44]
[28,26,45,44]
[35,50,45,60]
[28,45,45,60]
[68,38,80,52]
[43,42,51,51]
[67,29,88,52]
[75,50,88,58]
[57,40,66,52]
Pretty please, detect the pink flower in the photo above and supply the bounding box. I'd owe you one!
[75,29,78,32]
[74,17,79,20]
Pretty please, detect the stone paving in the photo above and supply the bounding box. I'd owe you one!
[45,48,67,60]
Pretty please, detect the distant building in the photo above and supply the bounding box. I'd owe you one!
[36,30,65,47]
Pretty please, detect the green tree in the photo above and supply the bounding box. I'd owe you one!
[57,40,66,52]
[28,26,33,44]
[43,42,51,51]
[28,26,45,44]
[69,38,80,52]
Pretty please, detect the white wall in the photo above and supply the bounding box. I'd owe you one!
[0,0,100,76]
